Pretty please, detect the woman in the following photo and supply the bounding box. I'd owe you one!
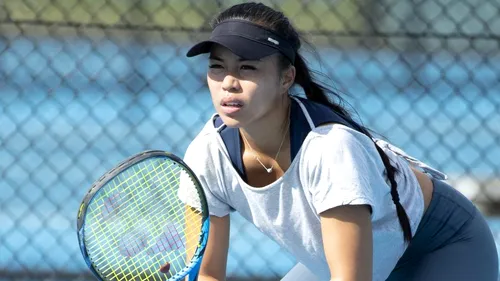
[182,2,498,280]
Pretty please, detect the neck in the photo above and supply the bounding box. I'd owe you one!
[239,97,291,156]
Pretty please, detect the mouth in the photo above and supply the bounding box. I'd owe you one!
[220,97,244,108]
[220,98,244,114]
[221,101,243,108]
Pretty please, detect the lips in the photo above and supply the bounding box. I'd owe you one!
[222,102,243,107]
[220,97,244,115]
[221,97,243,107]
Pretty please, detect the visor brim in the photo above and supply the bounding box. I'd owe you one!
[186,36,278,61]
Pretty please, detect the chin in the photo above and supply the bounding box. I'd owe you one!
[217,114,244,128]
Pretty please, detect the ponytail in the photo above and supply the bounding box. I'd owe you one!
[294,54,351,118]
[294,53,413,242]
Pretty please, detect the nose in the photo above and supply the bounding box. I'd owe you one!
[221,74,241,93]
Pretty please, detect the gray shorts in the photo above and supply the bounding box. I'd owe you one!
[387,178,499,281]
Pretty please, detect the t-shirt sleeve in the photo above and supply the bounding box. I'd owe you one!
[179,136,232,217]
[305,126,388,216]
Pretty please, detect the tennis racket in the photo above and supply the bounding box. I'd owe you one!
[76,150,209,281]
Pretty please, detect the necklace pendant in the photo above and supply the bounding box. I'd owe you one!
[255,156,274,174]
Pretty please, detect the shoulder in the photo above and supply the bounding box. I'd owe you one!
[185,116,219,155]
[182,116,236,217]
[183,115,222,169]
[299,124,387,191]
[300,124,388,215]
[304,124,379,158]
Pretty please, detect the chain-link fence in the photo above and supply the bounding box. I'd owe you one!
[1,0,499,280]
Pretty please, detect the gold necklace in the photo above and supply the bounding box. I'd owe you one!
[241,106,290,173]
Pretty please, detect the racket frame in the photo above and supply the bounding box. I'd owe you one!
[76,150,209,281]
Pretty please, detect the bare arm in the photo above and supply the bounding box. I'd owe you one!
[197,214,231,281]
[320,205,373,281]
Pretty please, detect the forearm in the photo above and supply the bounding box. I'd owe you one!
[194,215,230,281]
[197,275,225,281]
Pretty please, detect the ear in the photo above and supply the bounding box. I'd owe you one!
[280,65,296,93]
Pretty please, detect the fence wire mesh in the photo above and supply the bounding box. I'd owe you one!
[0,0,499,280]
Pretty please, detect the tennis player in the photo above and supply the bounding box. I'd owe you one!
[181,2,498,280]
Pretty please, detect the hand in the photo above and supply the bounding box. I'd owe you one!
[159,261,170,274]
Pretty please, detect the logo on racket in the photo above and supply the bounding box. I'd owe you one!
[147,223,184,255]
[101,192,123,220]
[118,230,150,258]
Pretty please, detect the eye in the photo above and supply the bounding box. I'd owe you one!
[209,64,223,69]
[241,65,256,70]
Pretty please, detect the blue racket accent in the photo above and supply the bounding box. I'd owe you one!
[183,218,210,281]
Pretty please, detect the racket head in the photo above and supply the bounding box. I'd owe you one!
[76,150,209,281]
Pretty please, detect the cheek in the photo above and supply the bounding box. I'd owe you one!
[248,77,280,100]
[206,75,220,98]
[243,81,280,114]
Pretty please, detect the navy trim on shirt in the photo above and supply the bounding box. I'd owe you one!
[214,96,356,180]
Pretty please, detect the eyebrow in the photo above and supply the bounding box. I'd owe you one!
[208,55,260,62]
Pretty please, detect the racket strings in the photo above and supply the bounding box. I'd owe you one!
[88,162,181,264]
[91,166,202,280]
[88,160,195,237]
[94,168,200,270]
[89,162,176,280]
[84,157,205,281]
[92,162,202,253]
[93,163,200,270]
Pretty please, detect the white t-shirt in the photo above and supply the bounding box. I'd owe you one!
[181,102,442,281]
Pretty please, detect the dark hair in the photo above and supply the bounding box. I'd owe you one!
[213,2,412,242]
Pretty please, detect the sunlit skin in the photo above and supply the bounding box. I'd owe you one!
[207,45,292,130]
[207,44,296,186]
